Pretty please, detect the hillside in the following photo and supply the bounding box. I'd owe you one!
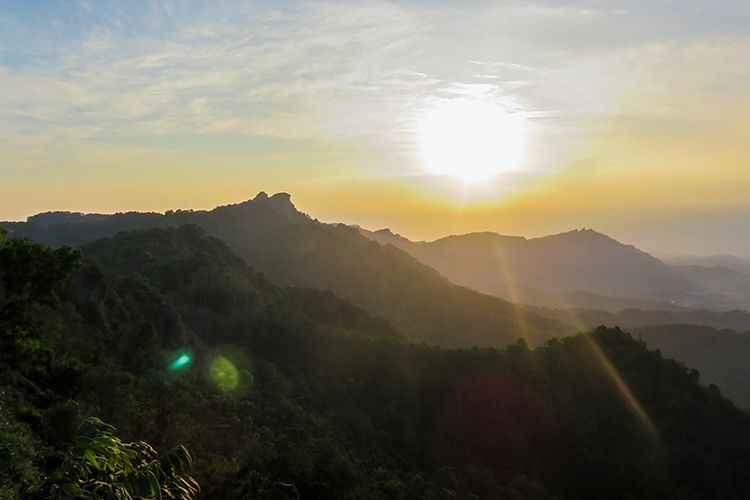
[360,227,721,310]
[538,306,750,336]
[2,193,571,348]
[674,265,750,307]
[80,225,403,345]
[633,324,750,409]
[4,228,750,499]
[667,255,750,275]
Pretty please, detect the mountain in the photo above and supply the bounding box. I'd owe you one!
[538,307,750,336]
[676,265,750,292]
[360,227,712,309]
[361,226,750,410]
[667,254,750,276]
[5,227,750,499]
[673,264,750,307]
[1,193,571,348]
[79,225,403,345]
[632,324,750,409]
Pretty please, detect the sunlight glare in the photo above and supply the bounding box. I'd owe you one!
[418,98,526,183]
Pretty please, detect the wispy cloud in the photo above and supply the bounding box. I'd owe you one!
[0,0,748,192]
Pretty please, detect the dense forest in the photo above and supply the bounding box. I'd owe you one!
[535,309,750,408]
[7,196,750,414]
[3,225,750,499]
[1,193,571,348]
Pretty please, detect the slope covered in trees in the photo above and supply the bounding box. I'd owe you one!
[1,193,571,348]
[537,306,750,334]
[3,227,750,499]
[632,324,750,409]
[534,308,750,408]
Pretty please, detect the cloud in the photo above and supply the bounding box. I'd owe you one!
[0,0,748,186]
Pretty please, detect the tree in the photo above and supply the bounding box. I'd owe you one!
[33,417,199,499]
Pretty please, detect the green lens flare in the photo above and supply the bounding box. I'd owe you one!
[169,354,192,371]
[210,356,239,392]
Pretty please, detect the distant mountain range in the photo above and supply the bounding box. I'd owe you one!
[358,227,750,312]
[537,306,750,334]
[666,254,750,275]
[6,192,750,408]
[6,224,750,498]
[1,192,569,348]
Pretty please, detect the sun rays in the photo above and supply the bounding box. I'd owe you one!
[417,97,527,183]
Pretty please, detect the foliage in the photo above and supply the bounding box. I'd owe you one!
[2,227,750,499]
[632,324,750,409]
[0,395,42,500]
[34,417,198,500]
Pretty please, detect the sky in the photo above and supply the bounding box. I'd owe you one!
[1,0,749,256]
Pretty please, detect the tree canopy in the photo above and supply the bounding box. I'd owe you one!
[2,227,750,499]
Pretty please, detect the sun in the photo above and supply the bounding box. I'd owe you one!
[417,98,526,183]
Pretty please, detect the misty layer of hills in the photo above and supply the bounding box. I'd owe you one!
[1,192,570,348]
[358,226,750,408]
[667,254,750,276]
[359,227,750,312]
[5,193,750,411]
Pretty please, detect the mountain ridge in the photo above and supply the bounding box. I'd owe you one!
[1,193,572,348]
[6,226,750,498]
[358,225,750,311]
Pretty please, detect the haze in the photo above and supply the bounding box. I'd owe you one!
[6,4,750,498]
[1,0,749,256]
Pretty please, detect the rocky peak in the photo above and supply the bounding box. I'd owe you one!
[245,191,300,219]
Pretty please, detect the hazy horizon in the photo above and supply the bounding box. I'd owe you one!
[3,190,749,260]
[2,0,749,254]
[6,3,750,499]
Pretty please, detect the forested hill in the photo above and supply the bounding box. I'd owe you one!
[1,193,572,348]
[4,227,750,499]
[533,308,750,408]
[359,228,703,305]
[632,324,750,409]
[80,225,403,344]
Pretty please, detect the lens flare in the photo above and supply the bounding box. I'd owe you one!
[583,334,658,438]
[563,310,658,439]
[169,353,192,371]
[210,355,240,392]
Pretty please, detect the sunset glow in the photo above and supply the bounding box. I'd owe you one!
[1,1,749,254]
[417,98,526,183]
[3,3,750,498]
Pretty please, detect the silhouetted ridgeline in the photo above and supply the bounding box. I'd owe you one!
[537,307,750,334]
[8,195,750,411]
[3,227,750,499]
[7,195,750,411]
[2,193,572,348]
[359,226,750,311]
